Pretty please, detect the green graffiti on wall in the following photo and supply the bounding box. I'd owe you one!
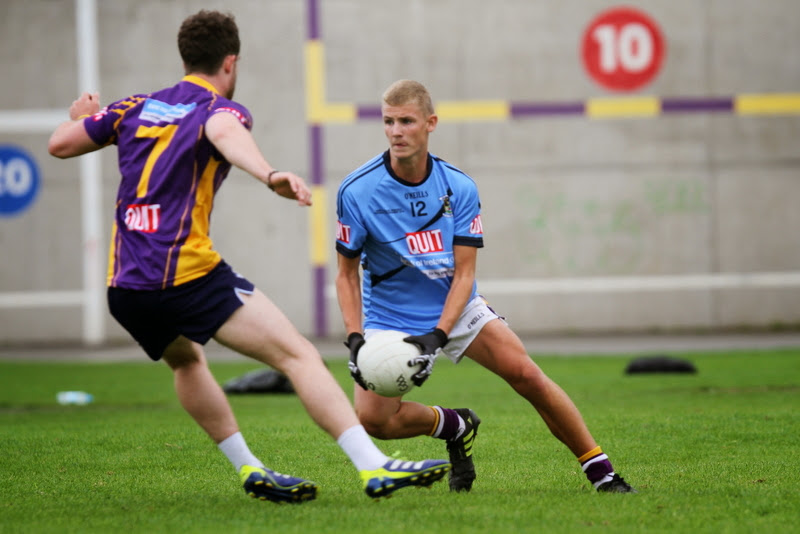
[513,178,710,275]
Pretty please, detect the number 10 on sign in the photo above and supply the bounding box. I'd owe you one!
[581,7,665,92]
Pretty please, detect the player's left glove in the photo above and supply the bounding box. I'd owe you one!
[344,332,368,390]
[403,328,449,387]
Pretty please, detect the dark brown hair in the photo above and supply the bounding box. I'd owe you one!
[177,10,240,75]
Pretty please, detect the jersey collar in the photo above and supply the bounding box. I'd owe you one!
[182,75,220,94]
[383,151,433,187]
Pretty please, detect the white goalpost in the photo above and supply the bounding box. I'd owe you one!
[0,0,104,345]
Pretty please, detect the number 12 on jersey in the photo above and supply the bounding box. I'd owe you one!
[410,201,427,217]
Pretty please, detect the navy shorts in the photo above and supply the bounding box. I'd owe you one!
[107,261,255,361]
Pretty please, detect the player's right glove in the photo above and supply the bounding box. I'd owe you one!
[344,332,368,390]
[403,328,449,387]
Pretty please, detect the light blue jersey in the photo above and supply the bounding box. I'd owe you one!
[336,151,484,333]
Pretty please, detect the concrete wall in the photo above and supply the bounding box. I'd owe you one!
[1,0,798,344]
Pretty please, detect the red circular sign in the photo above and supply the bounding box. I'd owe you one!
[581,7,665,92]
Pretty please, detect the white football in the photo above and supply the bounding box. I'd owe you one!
[358,330,424,397]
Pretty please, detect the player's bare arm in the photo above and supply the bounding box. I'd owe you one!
[436,244,478,335]
[47,92,102,158]
[335,253,364,335]
[336,253,369,390]
[404,244,477,381]
[205,111,312,206]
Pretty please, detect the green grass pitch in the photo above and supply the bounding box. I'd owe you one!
[1,348,798,533]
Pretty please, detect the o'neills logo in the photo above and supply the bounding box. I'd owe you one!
[336,220,351,244]
[406,229,444,255]
[469,214,483,235]
[125,204,161,233]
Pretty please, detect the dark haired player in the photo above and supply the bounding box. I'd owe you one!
[48,11,449,504]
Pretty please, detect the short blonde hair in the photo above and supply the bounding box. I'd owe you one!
[382,80,435,116]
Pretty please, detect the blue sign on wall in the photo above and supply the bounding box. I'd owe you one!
[0,145,41,217]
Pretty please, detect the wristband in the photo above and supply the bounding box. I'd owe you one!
[266,170,279,190]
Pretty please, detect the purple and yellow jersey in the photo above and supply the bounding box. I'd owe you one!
[83,76,252,290]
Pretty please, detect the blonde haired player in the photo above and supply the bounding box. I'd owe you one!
[336,79,635,493]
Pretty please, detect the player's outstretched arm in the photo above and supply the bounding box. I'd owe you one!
[205,111,311,206]
[335,253,364,337]
[48,92,103,159]
[336,253,367,389]
[437,245,478,333]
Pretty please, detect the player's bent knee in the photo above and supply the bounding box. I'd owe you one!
[162,342,204,370]
[361,422,393,440]
[356,412,394,440]
[164,355,204,373]
[505,360,549,395]
[274,349,325,378]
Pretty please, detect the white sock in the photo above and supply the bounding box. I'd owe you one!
[336,425,389,471]
[430,406,445,437]
[217,432,263,472]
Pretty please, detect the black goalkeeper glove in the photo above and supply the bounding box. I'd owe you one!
[403,328,449,387]
[344,332,367,390]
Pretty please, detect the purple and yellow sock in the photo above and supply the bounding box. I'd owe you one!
[579,446,615,489]
[428,406,464,440]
